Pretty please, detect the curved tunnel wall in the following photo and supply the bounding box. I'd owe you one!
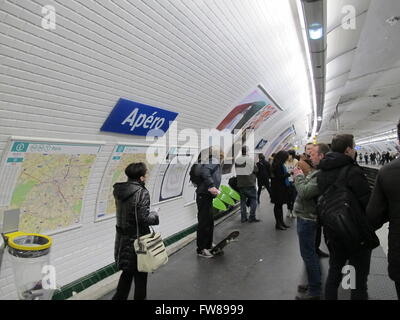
[0,0,313,299]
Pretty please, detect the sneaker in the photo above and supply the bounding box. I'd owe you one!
[297,284,309,293]
[208,243,216,249]
[295,293,320,300]
[197,249,214,258]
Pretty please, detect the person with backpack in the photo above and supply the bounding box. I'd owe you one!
[367,120,400,300]
[317,134,376,300]
[190,147,223,258]
[235,146,260,223]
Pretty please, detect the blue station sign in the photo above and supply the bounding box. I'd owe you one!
[101,98,179,137]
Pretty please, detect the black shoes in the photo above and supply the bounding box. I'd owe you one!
[316,249,329,258]
[249,218,261,223]
[281,223,290,228]
[241,218,248,223]
[275,225,286,230]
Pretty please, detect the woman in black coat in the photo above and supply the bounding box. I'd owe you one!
[112,162,159,300]
[270,150,290,230]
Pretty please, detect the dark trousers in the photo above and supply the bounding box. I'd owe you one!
[396,282,400,300]
[273,204,285,227]
[257,180,271,203]
[112,269,148,300]
[239,186,257,221]
[325,244,372,300]
[196,193,214,251]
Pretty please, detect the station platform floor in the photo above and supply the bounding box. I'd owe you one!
[100,191,398,300]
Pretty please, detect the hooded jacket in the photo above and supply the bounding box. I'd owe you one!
[113,180,159,271]
[317,152,371,212]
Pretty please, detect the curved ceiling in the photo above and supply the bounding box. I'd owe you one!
[319,0,400,143]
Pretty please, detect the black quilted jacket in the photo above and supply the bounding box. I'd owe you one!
[367,158,400,282]
[113,180,159,271]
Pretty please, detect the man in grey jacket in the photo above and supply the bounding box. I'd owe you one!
[235,146,259,222]
[367,120,400,299]
[293,143,330,300]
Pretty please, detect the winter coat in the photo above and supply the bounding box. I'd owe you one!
[367,158,400,282]
[195,157,222,195]
[317,152,371,211]
[293,169,320,221]
[113,180,159,271]
[256,159,271,184]
[270,164,290,204]
[235,155,258,188]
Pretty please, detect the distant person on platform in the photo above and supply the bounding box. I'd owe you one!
[235,146,260,223]
[256,153,271,204]
[367,119,400,300]
[270,150,291,230]
[113,162,159,300]
[284,150,298,218]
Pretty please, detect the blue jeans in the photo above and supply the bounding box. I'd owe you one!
[239,186,257,221]
[297,217,322,296]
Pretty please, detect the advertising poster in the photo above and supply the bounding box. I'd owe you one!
[152,148,195,204]
[216,86,280,134]
[264,126,296,157]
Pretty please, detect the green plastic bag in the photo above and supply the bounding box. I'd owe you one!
[213,198,227,211]
[220,185,240,201]
[217,192,235,206]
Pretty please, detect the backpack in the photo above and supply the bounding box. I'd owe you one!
[228,176,239,192]
[317,165,379,254]
[189,163,203,187]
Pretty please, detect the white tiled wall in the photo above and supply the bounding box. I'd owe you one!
[0,0,311,299]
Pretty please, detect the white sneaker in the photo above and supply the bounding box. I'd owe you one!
[197,249,214,258]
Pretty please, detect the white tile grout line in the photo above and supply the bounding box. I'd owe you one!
[68,207,239,300]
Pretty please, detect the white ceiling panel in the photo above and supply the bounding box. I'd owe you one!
[326,12,366,62]
[326,50,354,80]
[327,0,372,32]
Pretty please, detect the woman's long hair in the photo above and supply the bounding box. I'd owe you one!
[272,150,289,173]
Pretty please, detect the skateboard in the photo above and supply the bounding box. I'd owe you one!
[210,230,240,255]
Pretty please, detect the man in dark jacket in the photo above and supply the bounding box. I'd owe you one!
[113,162,159,300]
[317,134,372,300]
[196,147,223,258]
[256,153,271,204]
[367,120,400,299]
